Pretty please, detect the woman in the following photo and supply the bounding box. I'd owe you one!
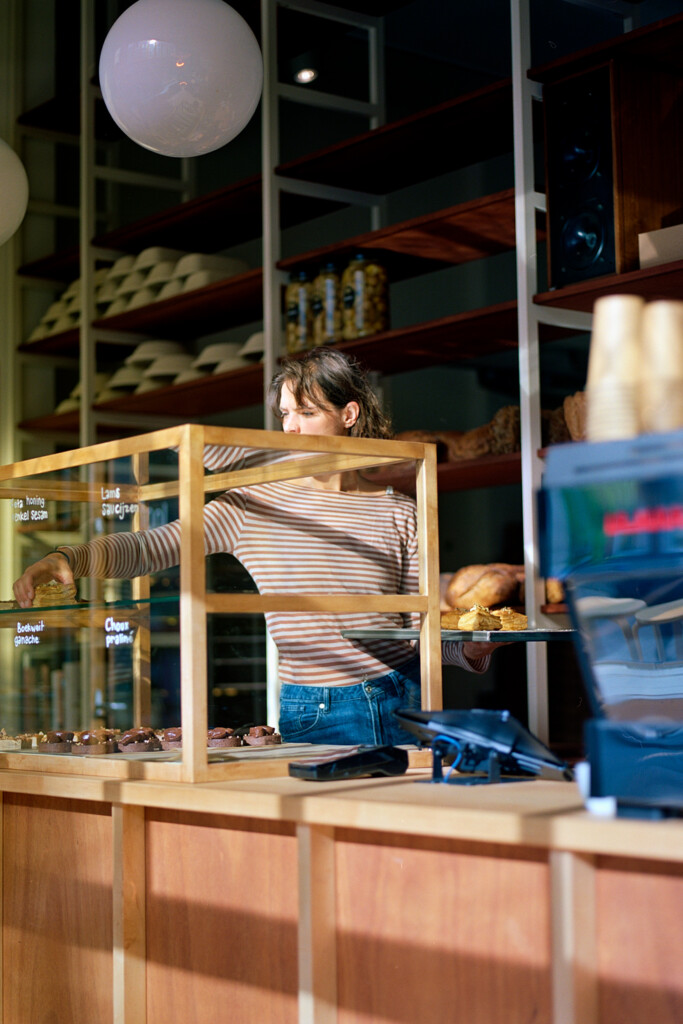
[14,348,495,745]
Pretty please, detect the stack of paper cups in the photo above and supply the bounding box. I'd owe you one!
[640,300,683,434]
[586,294,645,441]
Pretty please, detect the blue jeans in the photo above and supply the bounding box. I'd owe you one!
[279,658,422,746]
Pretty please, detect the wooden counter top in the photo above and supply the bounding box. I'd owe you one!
[1,766,681,863]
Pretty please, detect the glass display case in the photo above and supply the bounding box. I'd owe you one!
[0,424,441,782]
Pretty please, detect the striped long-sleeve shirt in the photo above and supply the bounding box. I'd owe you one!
[61,444,489,687]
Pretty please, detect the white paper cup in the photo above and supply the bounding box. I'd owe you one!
[586,294,645,441]
[586,381,641,441]
[640,300,683,428]
[587,294,645,389]
[640,379,683,434]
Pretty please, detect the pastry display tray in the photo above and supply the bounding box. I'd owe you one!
[342,628,575,643]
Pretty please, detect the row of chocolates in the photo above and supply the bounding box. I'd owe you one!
[0,725,281,754]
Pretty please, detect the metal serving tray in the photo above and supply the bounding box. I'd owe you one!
[342,628,575,643]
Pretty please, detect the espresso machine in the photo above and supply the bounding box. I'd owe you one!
[539,429,683,818]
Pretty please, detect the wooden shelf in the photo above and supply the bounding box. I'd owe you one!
[17,187,522,294]
[534,258,683,313]
[19,271,264,350]
[278,189,528,279]
[19,195,528,350]
[19,327,82,357]
[96,364,264,417]
[332,303,522,370]
[367,452,523,494]
[21,307,519,427]
[16,79,516,285]
[20,298,579,379]
[17,303,531,433]
[528,11,683,85]
[17,391,522,494]
[16,94,121,142]
[18,182,343,284]
[17,364,264,434]
[276,80,514,194]
[19,191,546,354]
[93,269,264,340]
[96,179,342,258]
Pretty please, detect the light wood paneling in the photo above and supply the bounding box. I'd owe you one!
[297,824,337,1024]
[334,830,551,1024]
[596,855,683,1024]
[550,850,597,1024]
[3,794,113,1024]
[145,809,298,1024]
[112,804,146,1024]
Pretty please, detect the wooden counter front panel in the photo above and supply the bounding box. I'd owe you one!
[3,794,113,1024]
[334,830,551,1024]
[596,855,683,1023]
[145,809,299,1023]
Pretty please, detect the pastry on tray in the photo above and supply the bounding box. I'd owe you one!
[492,607,528,631]
[160,726,183,750]
[33,581,78,606]
[440,608,468,629]
[207,726,243,748]
[38,729,75,753]
[117,727,162,753]
[71,728,119,755]
[244,725,282,746]
[0,728,22,751]
[15,732,43,749]
[456,605,503,631]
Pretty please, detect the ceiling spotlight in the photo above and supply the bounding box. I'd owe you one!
[295,66,318,84]
[291,52,319,85]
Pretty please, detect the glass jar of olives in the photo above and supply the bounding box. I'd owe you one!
[285,270,312,353]
[311,262,342,346]
[341,253,389,339]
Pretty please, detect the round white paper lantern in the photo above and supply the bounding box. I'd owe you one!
[0,138,29,246]
[99,0,263,158]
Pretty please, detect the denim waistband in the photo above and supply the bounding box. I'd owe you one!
[280,656,419,705]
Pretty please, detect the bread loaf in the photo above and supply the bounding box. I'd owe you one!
[563,391,587,441]
[489,405,520,454]
[545,578,565,604]
[445,563,522,609]
[394,430,452,462]
[546,405,572,445]
[447,423,493,460]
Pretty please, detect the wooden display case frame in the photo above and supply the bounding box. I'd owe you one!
[0,423,441,783]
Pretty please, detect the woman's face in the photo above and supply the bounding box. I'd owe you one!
[279,381,358,436]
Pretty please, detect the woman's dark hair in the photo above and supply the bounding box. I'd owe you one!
[267,348,393,439]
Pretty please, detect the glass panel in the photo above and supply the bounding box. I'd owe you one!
[567,566,683,724]
[0,430,417,758]
[541,433,683,728]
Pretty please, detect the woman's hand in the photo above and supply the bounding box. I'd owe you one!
[13,552,74,608]
[462,640,512,663]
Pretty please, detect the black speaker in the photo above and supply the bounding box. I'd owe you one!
[544,60,683,290]
[545,66,616,287]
